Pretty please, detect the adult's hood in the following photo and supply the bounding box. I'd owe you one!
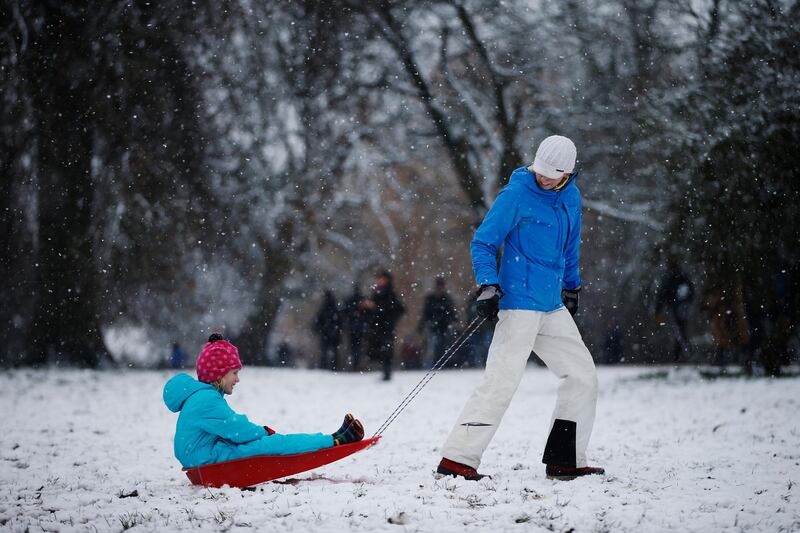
[163,373,214,413]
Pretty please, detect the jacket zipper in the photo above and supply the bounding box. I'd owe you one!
[554,194,563,307]
[556,193,565,255]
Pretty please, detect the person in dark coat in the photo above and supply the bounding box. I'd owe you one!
[170,342,188,369]
[655,259,695,363]
[703,279,749,371]
[274,340,295,368]
[603,319,624,365]
[343,283,368,371]
[417,277,458,368]
[314,290,343,371]
[361,269,405,381]
[462,292,495,368]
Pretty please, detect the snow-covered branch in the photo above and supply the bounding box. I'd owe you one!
[583,198,666,231]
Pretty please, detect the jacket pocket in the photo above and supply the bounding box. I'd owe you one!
[499,263,527,293]
[527,263,561,309]
[519,216,559,264]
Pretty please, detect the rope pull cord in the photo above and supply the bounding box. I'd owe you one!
[373,315,488,437]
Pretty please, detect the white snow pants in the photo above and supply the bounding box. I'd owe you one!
[441,308,598,469]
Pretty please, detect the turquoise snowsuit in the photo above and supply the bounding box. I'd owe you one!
[163,373,333,468]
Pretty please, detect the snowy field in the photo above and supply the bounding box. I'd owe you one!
[1,365,798,532]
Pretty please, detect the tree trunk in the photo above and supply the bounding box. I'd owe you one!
[0,144,37,366]
[27,5,106,367]
[234,242,292,366]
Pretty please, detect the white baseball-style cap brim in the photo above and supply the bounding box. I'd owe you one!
[528,159,571,180]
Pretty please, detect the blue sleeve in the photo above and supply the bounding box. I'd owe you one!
[198,395,267,444]
[563,198,582,290]
[470,185,521,286]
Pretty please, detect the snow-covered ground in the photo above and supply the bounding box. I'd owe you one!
[1,365,798,532]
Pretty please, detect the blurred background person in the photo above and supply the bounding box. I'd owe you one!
[274,340,295,368]
[417,276,458,368]
[170,342,187,370]
[314,290,343,371]
[702,262,750,373]
[343,282,368,371]
[400,334,423,370]
[461,292,494,368]
[603,318,624,365]
[655,258,695,363]
[361,269,405,381]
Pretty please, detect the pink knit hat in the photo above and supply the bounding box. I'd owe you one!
[196,334,242,384]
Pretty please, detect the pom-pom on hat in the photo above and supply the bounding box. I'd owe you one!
[528,135,577,180]
[196,333,242,384]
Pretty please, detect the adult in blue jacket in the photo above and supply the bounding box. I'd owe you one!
[437,135,604,481]
[163,334,364,468]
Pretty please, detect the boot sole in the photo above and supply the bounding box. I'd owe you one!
[546,470,604,481]
[435,467,487,481]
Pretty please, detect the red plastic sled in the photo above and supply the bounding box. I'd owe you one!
[183,436,381,488]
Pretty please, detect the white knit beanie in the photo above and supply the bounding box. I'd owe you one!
[527,135,577,180]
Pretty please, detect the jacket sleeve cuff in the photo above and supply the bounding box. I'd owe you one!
[477,275,499,286]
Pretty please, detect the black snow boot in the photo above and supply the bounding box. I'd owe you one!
[545,464,605,481]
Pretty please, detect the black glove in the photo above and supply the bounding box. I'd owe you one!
[476,284,503,320]
[562,287,580,316]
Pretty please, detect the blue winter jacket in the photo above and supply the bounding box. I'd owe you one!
[163,373,333,468]
[472,166,583,311]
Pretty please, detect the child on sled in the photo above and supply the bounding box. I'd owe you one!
[164,333,364,468]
